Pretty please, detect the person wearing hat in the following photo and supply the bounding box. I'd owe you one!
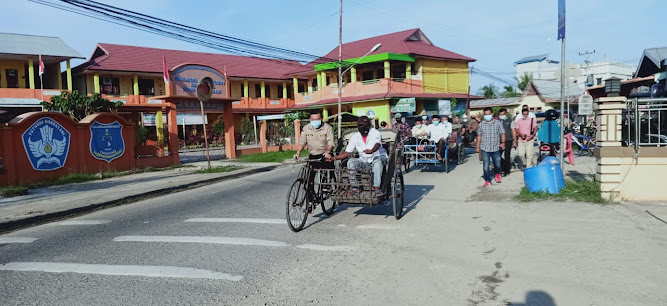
[392,113,411,145]
[329,116,387,197]
[419,110,432,126]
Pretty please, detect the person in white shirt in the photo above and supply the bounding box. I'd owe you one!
[330,116,387,197]
[411,118,429,142]
[514,104,536,122]
[428,115,452,161]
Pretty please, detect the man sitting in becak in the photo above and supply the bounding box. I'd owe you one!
[329,116,387,197]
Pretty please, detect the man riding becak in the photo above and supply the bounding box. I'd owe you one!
[294,109,335,205]
[329,116,387,197]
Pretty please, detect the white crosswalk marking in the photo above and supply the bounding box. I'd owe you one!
[0,237,40,243]
[113,235,288,247]
[296,244,355,251]
[55,220,111,225]
[0,262,242,281]
[184,218,284,224]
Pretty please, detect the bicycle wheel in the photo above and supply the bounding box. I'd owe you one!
[320,171,337,216]
[286,178,308,232]
[392,170,404,220]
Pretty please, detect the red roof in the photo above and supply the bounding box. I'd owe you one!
[75,43,307,80]
[317,28,475,63]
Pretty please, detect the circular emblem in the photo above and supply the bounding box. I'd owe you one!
[366,110,376,119]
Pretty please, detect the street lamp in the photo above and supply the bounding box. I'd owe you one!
[337,43,382,138]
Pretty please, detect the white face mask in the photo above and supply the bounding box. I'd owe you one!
[499,115,507,120]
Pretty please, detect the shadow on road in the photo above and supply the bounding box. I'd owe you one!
[507,290,556,306]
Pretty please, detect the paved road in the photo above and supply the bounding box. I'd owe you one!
[1,158,667,305]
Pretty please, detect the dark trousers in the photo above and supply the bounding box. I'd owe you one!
[500,140,513,175]
[307,154,334,201]
[436,138,447,160]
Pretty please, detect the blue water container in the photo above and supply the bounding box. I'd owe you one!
[539,156,560,166]
[524,163,566,194]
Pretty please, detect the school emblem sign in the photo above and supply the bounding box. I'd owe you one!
[89,121,125,163]
[22,117,71,171]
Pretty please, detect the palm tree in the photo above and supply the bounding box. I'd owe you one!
[501,85,520,98]
[516,73,533,91]
[479,83,498,99]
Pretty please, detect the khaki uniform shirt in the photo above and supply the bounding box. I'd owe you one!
[299,123,334,155]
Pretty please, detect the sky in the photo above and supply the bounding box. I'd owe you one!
[2,0,663,93]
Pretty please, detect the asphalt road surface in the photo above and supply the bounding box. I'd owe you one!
[1,159,666,305]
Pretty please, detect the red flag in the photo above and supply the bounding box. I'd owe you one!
[39,55,45,76]
[162,56,170,84]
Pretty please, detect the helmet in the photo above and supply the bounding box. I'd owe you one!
[545,109,559,121]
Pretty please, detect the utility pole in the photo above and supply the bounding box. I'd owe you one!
[558,0,566,171]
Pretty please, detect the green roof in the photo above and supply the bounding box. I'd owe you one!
[314,53,414,72]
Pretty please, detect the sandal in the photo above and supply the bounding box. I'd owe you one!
[374,190,384,197]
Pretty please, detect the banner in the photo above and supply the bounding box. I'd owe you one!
[390,98,416,113]
[558,0,566,40]
[438,100,452,115]
[89,121,125,163]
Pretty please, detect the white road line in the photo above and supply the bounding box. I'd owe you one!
[113,235,288,247]
[0,262,242,281]
[55,220,111,225]
[0,237,40,243]
[296,244,355,251]
[184,218,284,224]
[356,224,400,230]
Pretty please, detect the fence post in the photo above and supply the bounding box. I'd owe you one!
[594,96,626,200]
[294,119,301,148]
[260,120,267,153]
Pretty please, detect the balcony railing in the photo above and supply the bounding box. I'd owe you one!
[231,97,295,110]
[294,78,424,105]
[0,88,66,102]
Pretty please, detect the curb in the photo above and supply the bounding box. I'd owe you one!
[0,165,279,234]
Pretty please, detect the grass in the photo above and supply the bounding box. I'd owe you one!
[195,166,243,174]
[0,164,194,198]
[0,185,29,197]
[237,150,305,163]
[517,179,608,204]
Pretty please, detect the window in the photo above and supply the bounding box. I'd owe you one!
[596,78,602,85]
[265,84,270,98]
[377,69,385,79]
[138,78,155,96]
[254,84,261,98]
[287,85,293,99]
[391,66,406,79]
[362,70,374,81]
[410,62,416,75]
[277,84,283,98]
[240,83,245,97]
[311,79,318,91]
[101,77,120,95]
[298,84,305,93]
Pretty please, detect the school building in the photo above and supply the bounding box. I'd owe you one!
[289,28,479,123]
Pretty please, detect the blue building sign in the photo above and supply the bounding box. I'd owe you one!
[22,117,71,171]
[89,121,125,163]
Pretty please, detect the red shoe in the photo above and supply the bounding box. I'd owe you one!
[495,174,502,183]
[484,181,491,187]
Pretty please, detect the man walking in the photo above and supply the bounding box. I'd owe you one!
[392,113,411,146]
[498,108,516,176]
[476,107,505,187]
[514,108,537,170]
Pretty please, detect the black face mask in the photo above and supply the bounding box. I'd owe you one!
[358,126,370,135]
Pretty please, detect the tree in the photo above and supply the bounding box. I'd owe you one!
[501,85,521,98]
[41,90,123,121]
[516,72,533,91]
[478,84,499,99]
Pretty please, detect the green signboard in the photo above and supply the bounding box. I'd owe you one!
[390,98,416,113]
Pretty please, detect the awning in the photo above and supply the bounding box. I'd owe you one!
[0,98,43,106]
